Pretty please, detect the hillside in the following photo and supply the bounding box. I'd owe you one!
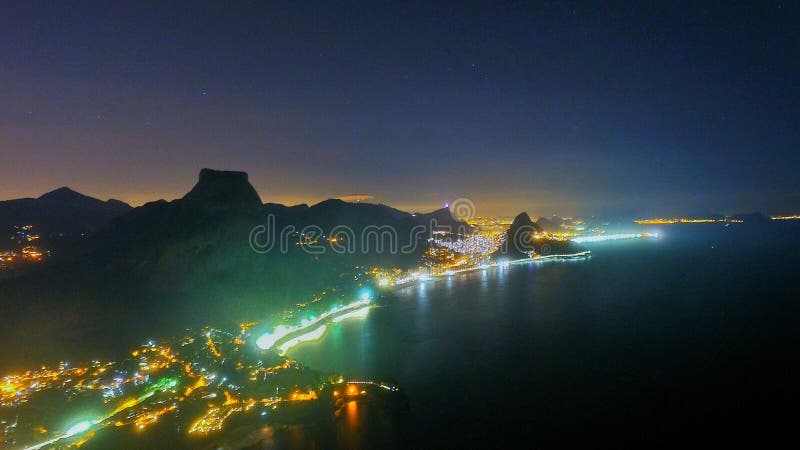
[0,169,470,368]
[0,187,131,248]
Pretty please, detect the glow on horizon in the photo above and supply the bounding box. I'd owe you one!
[571,232,658,243]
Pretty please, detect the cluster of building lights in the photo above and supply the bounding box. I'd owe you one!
[634,217,743,224]
[2,214,674,448]
[0,225,47,269]
[431,233,500,256]
[571,232,658,243]
[1,289,389,450]
[771,215,800,220]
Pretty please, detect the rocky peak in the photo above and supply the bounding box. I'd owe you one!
[510,212,540,231]
[38,187,89,203]
[181,168,262,213]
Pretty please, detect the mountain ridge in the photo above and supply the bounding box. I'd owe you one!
[0,187,132,246]
[0,169,473,365]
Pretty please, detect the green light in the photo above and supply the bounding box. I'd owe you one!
[65,420,91,437]
[146,377,179,394]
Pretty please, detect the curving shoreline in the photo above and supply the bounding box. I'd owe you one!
[264,250,594,354]
[388,250,592,290]
[260,300,374,354]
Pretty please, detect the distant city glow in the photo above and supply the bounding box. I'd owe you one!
[571,233,657,243]
[634,218,742,224]
[433,234,499,256]
[771,215,800,220]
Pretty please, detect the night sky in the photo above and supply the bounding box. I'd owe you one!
[1,1,797,216]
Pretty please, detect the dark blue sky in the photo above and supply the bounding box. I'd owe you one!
[1,1,797,216]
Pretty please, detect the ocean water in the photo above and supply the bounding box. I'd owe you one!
[289,223,800,447]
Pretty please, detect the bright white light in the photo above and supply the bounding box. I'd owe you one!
[256,297,373,350]
[332,306,370,323]
[277,325,327,354]
[571,233,642,243]
[256,334,273,350]
[65,420,91,437]
[256,325,292,350]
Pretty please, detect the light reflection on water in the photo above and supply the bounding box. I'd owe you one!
[288,226,800,447]
[346,400,359,427]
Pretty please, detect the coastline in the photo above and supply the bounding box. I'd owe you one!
[272,251,593,355]
[388,250,592,290]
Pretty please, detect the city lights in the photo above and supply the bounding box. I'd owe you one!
[571,233,656,243]
[634,217,743,225]
[3,320,397,449]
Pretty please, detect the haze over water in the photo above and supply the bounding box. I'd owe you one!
[289,223,800,447]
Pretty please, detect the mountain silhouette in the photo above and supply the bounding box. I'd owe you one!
[493,212,577,260]
[0,169,471,367]
[493,212,540,259]
[535,216,562,232]
[0,187,131,247]
[182,168,262,213]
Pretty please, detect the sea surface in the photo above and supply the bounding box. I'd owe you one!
[289,223,800,447]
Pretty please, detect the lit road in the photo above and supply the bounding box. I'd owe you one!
[256,296,374,354]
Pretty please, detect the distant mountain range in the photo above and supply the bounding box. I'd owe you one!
[0,187,131,247]
[0,169,779,368]
[0,169,471,367]
[534,216,562,232]
[77,168,470,273]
